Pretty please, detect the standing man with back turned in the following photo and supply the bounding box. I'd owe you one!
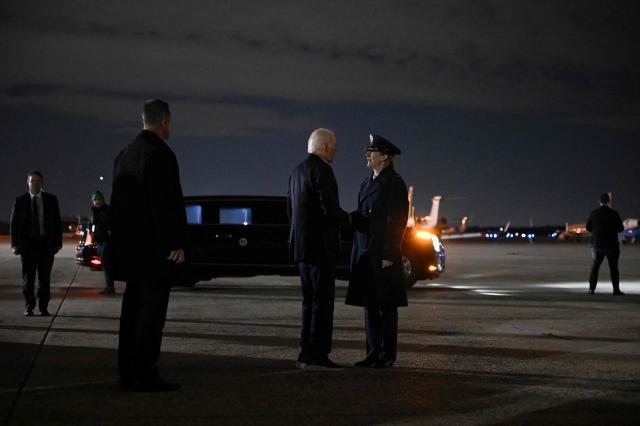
[111,99,187,391]
[10,171,62,316]
[586,193,624,295]
[288,128,350,370]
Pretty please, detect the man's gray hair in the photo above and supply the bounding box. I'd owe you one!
[142,99,170,126]
[307,128,335,154]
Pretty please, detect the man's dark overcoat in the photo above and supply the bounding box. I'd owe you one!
[90,203,112,244]
[287,153,349,264]
[110,130,187,285]
[346,166,409,308]
[10,192,62,253]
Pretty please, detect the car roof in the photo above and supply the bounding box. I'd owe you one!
[184,195,286,203]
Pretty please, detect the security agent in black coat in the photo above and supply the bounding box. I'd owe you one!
[111,99,186,391]
[287,128,350,369]
[346,134,408,368]
[10,171,62,316]
[586,193,624,295]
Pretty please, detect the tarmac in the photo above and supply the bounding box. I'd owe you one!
[1,238,639,425]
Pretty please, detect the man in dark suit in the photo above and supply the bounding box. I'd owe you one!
[586,193,625,295]
[287,128,350,370]
[10,171,62,316]
[111,99,187,391]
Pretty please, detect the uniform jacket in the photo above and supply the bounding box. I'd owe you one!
[111,130,187,285]
[10,192,62,252]
[90,203,111,244]
[346,166,409,308]
[586,205,624,251]
[287,154,349,264]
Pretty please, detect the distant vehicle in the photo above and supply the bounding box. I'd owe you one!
[622,218,639,243]
[74,225,103,270]
[183,195,445,288]
[558,222,590,241]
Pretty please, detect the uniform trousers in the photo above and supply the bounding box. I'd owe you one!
[364,306,398,362]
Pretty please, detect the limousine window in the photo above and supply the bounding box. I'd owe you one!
[220,207,252,225]
[185,205,203,224]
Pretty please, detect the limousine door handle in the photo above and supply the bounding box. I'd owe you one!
[215,233,233,239]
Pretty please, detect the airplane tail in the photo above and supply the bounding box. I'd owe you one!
[426,196,442,228]
[407,186,415,227]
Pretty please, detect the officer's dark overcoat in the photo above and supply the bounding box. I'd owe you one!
[346,166,409,308]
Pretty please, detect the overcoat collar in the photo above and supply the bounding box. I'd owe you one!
[359,166,394,203]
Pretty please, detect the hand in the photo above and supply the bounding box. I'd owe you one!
[382,260,393,268]
[12,247,20,256]
[167,248,185,264]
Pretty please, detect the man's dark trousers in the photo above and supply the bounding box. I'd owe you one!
[21,237,54,311]
[589,247,620,292]
[118,282,171,384]
[299,261,335,361]
[96,242,114,288]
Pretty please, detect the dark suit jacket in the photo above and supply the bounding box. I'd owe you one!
[111,130,187,284]
[287,154,349,264]
[346,166,408,308]
[586,205,624,250]
[10,192,62,252]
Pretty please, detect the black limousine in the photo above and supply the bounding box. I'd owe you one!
[184,195,444,288]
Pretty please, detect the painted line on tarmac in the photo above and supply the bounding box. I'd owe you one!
[255,369,306,378]
[20,380,115,393]
[3,264,81,425]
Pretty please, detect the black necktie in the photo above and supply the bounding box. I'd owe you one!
[32,197,40,237]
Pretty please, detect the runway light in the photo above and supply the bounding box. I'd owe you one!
[99,176,104,181]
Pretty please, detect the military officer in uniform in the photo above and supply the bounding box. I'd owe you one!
[346,134,409,368]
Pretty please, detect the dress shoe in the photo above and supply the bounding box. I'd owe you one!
[354,357,378,368]
[40,309,50,316]
[131,377,181,392]
[587,289,595,295]
[295,352,309,369]
[613,290,625,296]
[373,358,394,369]
[304,357,344,371]
[24,308,34,317]
[99,286,116,295]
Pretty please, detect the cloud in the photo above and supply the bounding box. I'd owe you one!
[1,0,638,136]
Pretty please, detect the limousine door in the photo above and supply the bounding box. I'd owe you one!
[185,200,292,275]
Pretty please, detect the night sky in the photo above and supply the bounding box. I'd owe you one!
[1,1,638,226]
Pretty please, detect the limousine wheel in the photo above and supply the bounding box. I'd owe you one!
[402,255,418,289]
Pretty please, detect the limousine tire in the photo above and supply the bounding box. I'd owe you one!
[402,255,418,289]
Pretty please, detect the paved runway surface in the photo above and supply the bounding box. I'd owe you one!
[1,239,639,425]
